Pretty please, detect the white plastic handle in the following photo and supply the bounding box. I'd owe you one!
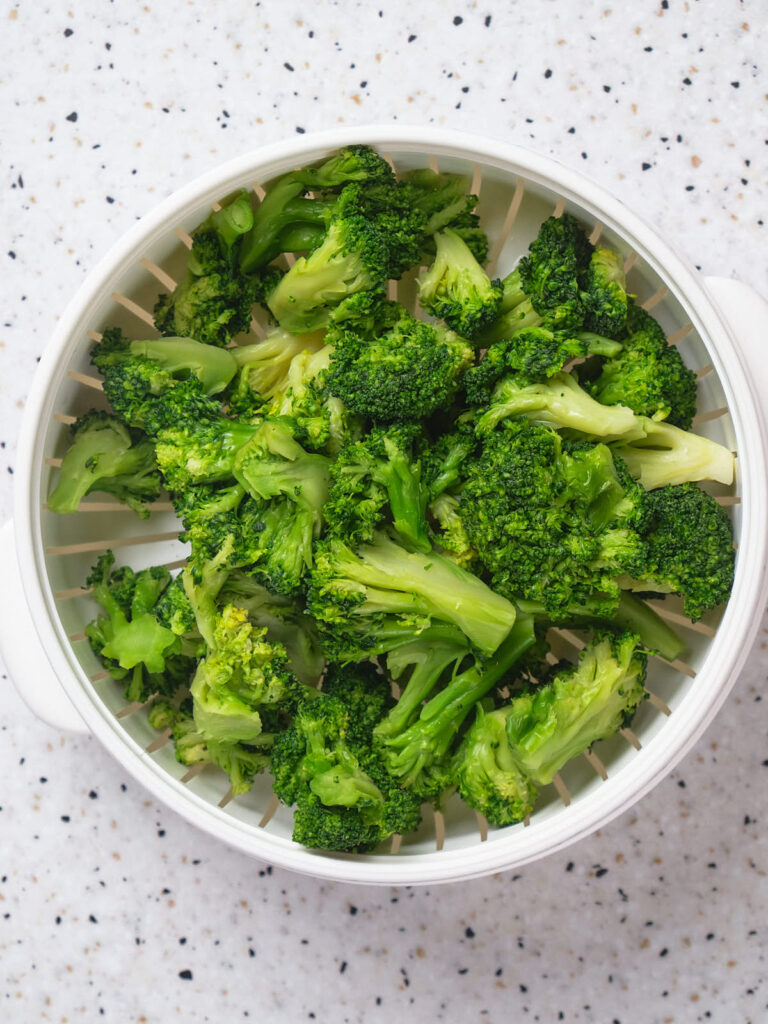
[704,276,768,421]
[0,520,88,733]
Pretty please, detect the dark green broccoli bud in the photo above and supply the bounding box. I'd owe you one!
[459,422,648,617]
[453,704,539,826]
[219,571,325,685]
[417,228,503,338]
[155,191,256,347]
[323,424,430,552]
[464,326,622,404]
[504,631,647,784]
[375,615,536,801]
[153,415,259,490]
[239,145,396,274]
[587,302,697,429]
[419,424,478,500]
[84,552,193,703]
[154,573,200,641]
[325,294,474,423]
[398,168,480,240]
[515,213,594,329]
[581,246,628,337]
[611,416,735,490]
[307,531,518,661]
[190,604,301,745]
[421,207,489,265]
[270,684,420,852]
[476,370,640,438]
[320,661,392,747]
[47,411,160,516]
[618,483,735,621]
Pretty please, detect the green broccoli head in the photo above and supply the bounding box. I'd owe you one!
[581,246,629,337]
[504,631,647,785]
[587,302,697,429]
[515,213,594,330]
[325,295,474,423]
[417,228,502,338]
[47,410,161,516]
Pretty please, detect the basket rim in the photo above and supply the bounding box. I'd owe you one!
[13,124,768,884]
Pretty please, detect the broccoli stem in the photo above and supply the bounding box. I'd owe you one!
[499,267,526,313]
[478,300,543,345]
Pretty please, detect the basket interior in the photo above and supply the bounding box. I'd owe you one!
[38,145,739,861]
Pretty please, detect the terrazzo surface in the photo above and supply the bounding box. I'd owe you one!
[1,1,767,1021]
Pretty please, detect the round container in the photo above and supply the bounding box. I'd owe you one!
[2,126,767,884]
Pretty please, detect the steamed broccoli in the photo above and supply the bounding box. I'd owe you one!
[155,190,256,346]
[47,411,160,516]
[92,330,238,396]
[84,552,193,702]
[464,326,622,404]
[417,227,502,338]
[307,531,518,662]
[587,302,697,429]
[611,416,735,490]
[581,246,629,337]
[323,424,430,552]
[325,294,473,423]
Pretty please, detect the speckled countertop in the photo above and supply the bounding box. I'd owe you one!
[1,2,767,1021]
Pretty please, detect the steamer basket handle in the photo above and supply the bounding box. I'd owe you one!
[0,521,88,734]
[704,276,768,425]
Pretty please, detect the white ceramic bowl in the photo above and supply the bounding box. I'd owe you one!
[2,126,767,884]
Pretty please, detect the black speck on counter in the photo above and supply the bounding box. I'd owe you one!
[544,68,552,79]
[661,0,669,8]
[63,27,73,37]
[642,162,652,170]
[566,861,574,872]
[284,62,294,71]
[731,81,740,88]
[408,34,417,42]
[178,969,193,980]
[65,111,78,122]
[453,16,463,25]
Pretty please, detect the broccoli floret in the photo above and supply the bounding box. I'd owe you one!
[325,294,474,423]
[233,417,330,516]
[428,492,477,568]
[47,411,160,516]
[239,145,396,273]
[374,615,536,800]
[84,552,192,702]
[323,424,430,552]
[452,704,539,826]
[476,370,640,438]
[270,677,421,851]
[611,416,735,490]
[618,483,735,621]
[307,531,518,661]
[227,327,326,412]
[155,190,256,346]
[504,631,647,785]
[219,571,325,685]
[190,604,302,745]
[459,422,647,616]
[464,326,622,404]
[398,168,479,239]
[587,303,698,429]
[92,330,238,396]
[417,228,502,338]
[581,246,628,337]
[153,416,259,490]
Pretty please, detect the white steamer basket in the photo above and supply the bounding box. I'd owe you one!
[2,127,767,886]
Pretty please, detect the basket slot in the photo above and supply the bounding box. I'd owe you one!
[583,748,608,780]
[621,727,642,750]
[696,362,714,379]
[623,252,638,275]
[692,405,728,425]
[115,700,148,719]
[55,585,91,599]
[552,197,565,218]
[111,292,157,329]
[667,322,694,345]
[67,370,103,391]
[552,773,571,806]
[88,330,104,343]
[46,457,63,468]
[218,787,234,808]
[145,728,171,753]
[475,811,489,842]
[248,317,267,340]
[642,600,716,637]
[387,279,398,301]
[588,222,603,245]
[258,793,280,827]
[174,226,193,249]
[665,657,696,679]
[470,162,482,197]
[54,412,77,425]
[140,258,177,292]
[45,530,181,556]
[715,495,740,506]
[428,155,439,174]
[641,285,669,311]
[68,631,86,642]
[486,178,525,273]
[390,833,403,854]
[645,689,672,716]
[252,182,266,201]
[523,814,531,827]
[552,627,585,651]
[433,808,445,850]
[180,764,205,784]
[90,669,110,682]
